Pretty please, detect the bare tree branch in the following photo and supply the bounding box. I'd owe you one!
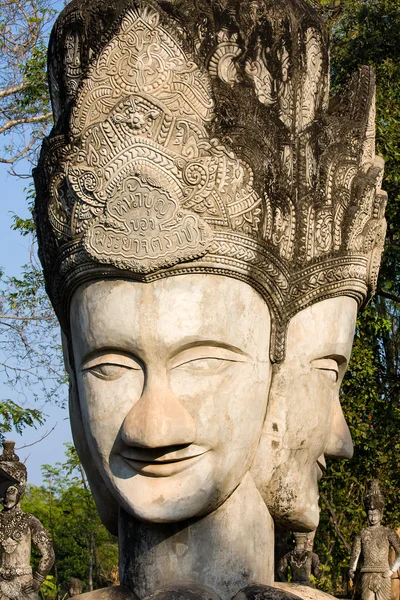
[320,491,352,552]
[0,112,52,135]
[377,290,400,303]
[0,83,27,99]
[0,135,37,164]
[0,315,55,321]
[15,423,58,450]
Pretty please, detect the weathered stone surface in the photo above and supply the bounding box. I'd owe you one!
[232,584,303,600]
[69,277,274,598]
[142,583,222,600]
[0,442,55,600]
[74,586,137,600]
[274,583,335,600]
[251,296,356,530]
[33,0,388,598]
[119,474,274,599]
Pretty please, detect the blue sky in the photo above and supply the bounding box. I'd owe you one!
[0,164,72,485]
[0,0,73,485]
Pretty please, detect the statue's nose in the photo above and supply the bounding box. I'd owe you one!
[324,394,353,459]
[120,374,196,448]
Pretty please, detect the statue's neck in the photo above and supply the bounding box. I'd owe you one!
[119,473,274,600]
[1,503,21,516]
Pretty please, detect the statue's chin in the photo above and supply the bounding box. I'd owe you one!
[271,506,320,532]
[261,462,321,531]
[104,457,234,524]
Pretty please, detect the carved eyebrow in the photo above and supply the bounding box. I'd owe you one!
[169,340,251,360]
[80,348,143,367]
[311,354,348,367]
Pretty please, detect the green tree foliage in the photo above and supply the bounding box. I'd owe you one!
[22,444,119,596]
[0,0,54,166]
[0,0,58,430]
[0,259,66,436]
[0,0,58,436]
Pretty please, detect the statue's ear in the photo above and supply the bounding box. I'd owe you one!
[61,330,75,375]
[63,333,119,535]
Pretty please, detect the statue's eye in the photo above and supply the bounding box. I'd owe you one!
[173,357,235,373]
[81,353,142,380]
[171,345,249,374]
[311,358,340,383]
[88,363,132,380]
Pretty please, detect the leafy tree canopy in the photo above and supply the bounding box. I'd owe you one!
[22,444,118,596]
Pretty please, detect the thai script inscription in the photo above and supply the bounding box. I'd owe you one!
[83,177,213,273]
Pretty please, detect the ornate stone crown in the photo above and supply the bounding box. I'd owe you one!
[293,532,308,545]
[364,479,385,511]
[34,0,387,361]
[0,441,27,499]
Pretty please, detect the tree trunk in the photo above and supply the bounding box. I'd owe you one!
[88,530,95,591]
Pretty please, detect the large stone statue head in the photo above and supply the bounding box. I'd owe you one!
[34,0,386,535]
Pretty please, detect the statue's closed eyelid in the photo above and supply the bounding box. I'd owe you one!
[310,357,346,383]
[311,354,347,369]
[170,346,249,369]
[172,356,242,370]
[81,352,142,371]
[311,358,339,372]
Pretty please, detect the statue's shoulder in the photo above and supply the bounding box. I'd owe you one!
[383,526,399,538]
[74,586,138,600]
[25,513,49,531]
[274,582,337,600]
[25,512,40,523]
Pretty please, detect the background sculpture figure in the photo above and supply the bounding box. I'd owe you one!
[0,441,55,600]
[349,481,400,600]
[34,0,387,598]
[278,533,320,587]
[66,579,83,598]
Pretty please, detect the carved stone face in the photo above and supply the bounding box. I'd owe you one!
[294,542,307,555]
[368,509,382,526]
[67,579,83,597]
[3,485,19,510]
[69,275,272,523]
[251,297,356,530]
[68,275,357,528]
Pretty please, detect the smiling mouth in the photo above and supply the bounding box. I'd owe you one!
[120,449,208,477]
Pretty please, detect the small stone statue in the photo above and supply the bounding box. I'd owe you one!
[0,441,55,600]
[349,480,400,600]
[278,532,321,586]
[67,579,83,597]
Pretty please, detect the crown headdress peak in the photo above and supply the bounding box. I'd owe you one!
[35,0,387,361]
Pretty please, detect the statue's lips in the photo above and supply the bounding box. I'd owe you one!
[120,448,209,477]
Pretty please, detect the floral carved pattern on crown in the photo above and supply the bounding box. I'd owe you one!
[35,0,387,361]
